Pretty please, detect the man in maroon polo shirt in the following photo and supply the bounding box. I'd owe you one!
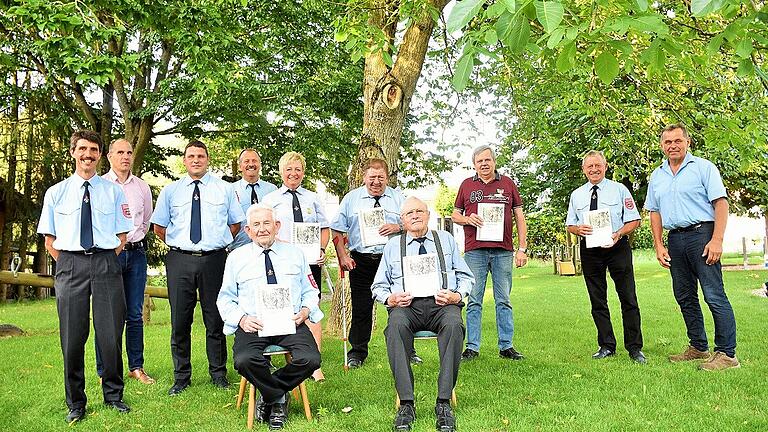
[452,145,529,361]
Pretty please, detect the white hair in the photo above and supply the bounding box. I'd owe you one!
[245,203,276,225]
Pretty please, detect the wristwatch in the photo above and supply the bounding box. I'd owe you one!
[517,247,528,253]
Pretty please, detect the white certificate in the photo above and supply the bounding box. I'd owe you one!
[476,203,505,242]
[358,208,388,247]
[584,208,614,248]
[254,283,296,337]
[403,253,440,298]
[292,222,321,263]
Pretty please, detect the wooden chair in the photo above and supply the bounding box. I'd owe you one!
[236,345,312,429]
[395,330,458,408]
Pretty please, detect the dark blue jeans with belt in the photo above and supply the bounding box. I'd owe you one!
[668,223,737,357]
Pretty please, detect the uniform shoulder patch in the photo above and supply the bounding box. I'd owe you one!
[624,198,635,210]
[121,204,132,218]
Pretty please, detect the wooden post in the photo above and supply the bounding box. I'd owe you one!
[742,237,748,270]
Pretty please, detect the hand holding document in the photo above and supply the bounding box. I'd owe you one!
[584,208,613,248]
[403,253,440,298]
[253,283,296,337]
[476,203,504,242]
[358,208,388,247]
[292,222,321,262]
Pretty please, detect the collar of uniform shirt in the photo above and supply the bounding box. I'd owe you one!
[406,231,434,245]
[279,185,303,194]
[586,178,608,190]
[661,151,695,174]
[71,171,103,185]
[105,169,137,185]
[184,172,211,186]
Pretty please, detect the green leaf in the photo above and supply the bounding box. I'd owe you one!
[452,52,474,92]
[535,1,565,33]
[737,58,754,77]
[446,0,484,33]
[334,31,348,42]
[556,41,576,73]
[501,0,516,13]
[546,27,565,49]
[594,51,619,84]
[706,34,724,56]
[635,0,648,11]
[505,15,531,53]
[485,28,499,45]
[735,37,753,59]
[631,15,667,33]
[382,50,394,68]
[691,0,726,17]
[486,2,507,18]
[496,11,515,41]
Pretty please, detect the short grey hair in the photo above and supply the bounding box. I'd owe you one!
[659,123,690,142]
[108,138,132,153]
[582,150,607,167]
[238,148,261,163]
[471,145,495,164]
[245,203,276,226]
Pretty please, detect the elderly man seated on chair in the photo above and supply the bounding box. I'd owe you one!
[217,203,322,430]
[371,197,474,432]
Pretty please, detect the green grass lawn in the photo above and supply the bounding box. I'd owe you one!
[1,253,767,431]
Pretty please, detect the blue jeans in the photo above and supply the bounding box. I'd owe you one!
[96,248,148,374]
[464,248,515,351]
[668,224,737,357]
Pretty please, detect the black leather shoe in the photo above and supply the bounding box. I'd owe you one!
[66,407,86,423]
[104,400,131,413]
[435,401,456,432]
[268,398,288,430]
[629,350,647,364]
[347,357,363,369]
[168,381,190,396]
[410,353,423,365]
[592,347,615,359]
[211,375,230,389]
[499,346,524,360]
[393,403,416,431]
[255,395,270,423]
[460,348,479,361]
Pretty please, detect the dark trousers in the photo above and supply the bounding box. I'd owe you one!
[166,249,228,383]
[347,251,380,360]
[96,247,148,374]
[580,237,643,353]
[385,298,464,401]
[668,224,737,356]
[232,324,321,403]
[55,250,126,409]
[310,264,322,301]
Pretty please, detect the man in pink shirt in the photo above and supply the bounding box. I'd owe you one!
[97,138,156,384]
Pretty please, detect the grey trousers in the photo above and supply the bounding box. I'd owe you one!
[55,250,126,409]
[384,297,464,401]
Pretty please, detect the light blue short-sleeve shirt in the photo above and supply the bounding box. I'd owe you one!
[644,153,727,230]
[37,174,132,251]
[262,185,329,243]
[566,178,640,233]
[229,178,278,250]
[151,172,245,251]
[330,186,404,253]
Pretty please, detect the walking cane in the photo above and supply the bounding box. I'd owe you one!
[333,236,351,371]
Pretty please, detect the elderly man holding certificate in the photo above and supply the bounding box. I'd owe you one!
[217,203,322,430]
[372,197,474,432]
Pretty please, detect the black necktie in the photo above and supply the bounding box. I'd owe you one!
[191,180,202,244]
[288,190,303,222]
[373,196,382,208]
[248,183,258,204]
[590,185,598,211]
[80,181,93,250]
[414,237,427,255]
[264,249,277,284]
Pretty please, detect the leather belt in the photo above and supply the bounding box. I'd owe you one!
[670,221,714,234]
[169,247,225,257]
[124,239,147,251]
[66,248,111,255]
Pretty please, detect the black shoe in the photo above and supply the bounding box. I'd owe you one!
[435,401,456,432]
[66,407,86,423]
[629,350,647,364]
[347,357,363,369]
[393,403,416,431]
[168,381,190,396]
[410,353,423,365]
[499,347,524,360]
[211,375,230,389]
[592,347,615,359]
[460,348,479,361]
[268,398,288,430]
[104,400,131,413]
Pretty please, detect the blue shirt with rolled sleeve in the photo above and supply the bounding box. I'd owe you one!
[262,186,329,243]
[330,186,404,254]
[371,230,475,306]
[230,178,278,250]
[151,172,244,251]
[644,153,727,230]
[566,178,641,233]
[216,241,323,335]
[37,174,132,251]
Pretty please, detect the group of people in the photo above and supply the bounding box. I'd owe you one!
[36,122,738,431]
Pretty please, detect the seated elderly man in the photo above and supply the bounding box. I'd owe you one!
[217,203,322,430]
[371,197,474,432]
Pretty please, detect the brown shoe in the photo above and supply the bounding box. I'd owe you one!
[699,352,740,371]
[669,345,710,362]
[128,368,156,384]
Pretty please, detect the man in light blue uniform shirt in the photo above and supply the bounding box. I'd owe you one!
[566,150,644,363]
[217,203,321,429]
[371,197,473,432]
[330,158,405,368]
[37,130,133,422]
[229,148,277,251]
[151,140,245,395]
[645,123,738,371]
